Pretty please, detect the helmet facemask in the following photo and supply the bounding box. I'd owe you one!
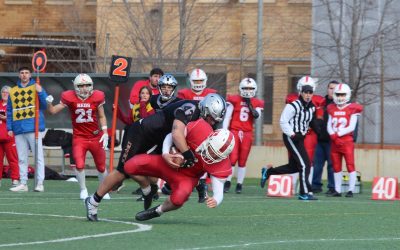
[190,69,207,92]
[239,78,257,98]
[196,129,235,164]
[158,74,178,101]
[333,83,351,105]
[73,74,94,100]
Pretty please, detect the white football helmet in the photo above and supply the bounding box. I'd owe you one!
[239,78,257,98]
[333,83,351,105]
[158,74,178,101]
[198,93,226,123]
[73,74,93,99]
[196,129,235,164]
[296,76,317,93]
[190,69,207,92]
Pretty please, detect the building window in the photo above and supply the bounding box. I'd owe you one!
[248,73,273,124]
[206,72,227,98]
[45,0,73,5]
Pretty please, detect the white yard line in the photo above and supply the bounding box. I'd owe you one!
[177,237,400,250]
[0,212,151,248]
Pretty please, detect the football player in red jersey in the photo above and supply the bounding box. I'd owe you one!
[327,83,363,198]
[177,68,217,101]
[46,74,110,200]
[124,120,235,221]
[286,76,324,193]
[177,68,217,202]
[222,78,264,194]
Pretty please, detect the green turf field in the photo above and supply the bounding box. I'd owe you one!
[0,178,399,250]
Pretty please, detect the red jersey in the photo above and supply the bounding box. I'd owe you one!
[178,118,232,179]
[177,88,217,101]
[327,103,363,141]
[226,95,264,132]
[61,90,105,138]
[286,93,325,119]
[129,79,159,105]
[0,100,12,141]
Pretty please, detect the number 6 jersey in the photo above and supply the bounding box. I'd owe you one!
[61,90,105,138]
[226,95,264,132]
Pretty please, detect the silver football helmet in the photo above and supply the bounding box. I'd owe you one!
[198,93,226,123]
[158,74,178,101]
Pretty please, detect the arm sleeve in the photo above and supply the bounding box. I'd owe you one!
[38,89,48,110]
[222,102,233,130]
[6,96,13,131]
[337,114,359,137]
[327,114,334,135]
[162,133,173,154]
[279,104,295,137]
[210,175,225,206]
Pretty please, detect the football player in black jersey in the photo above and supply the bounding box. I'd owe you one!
[85,93,226,221]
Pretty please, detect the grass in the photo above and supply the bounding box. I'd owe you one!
[0,178,399,250]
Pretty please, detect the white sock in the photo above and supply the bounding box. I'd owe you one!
[334,172,342,193]
[308,166,314,184]
[237,167,246,184]
[348,171,357,192]
[290,173,299,193]
[89,196,99,206]
[75,169,86,190]
[227,167,235,182]
[200,173,207,180]
[156,205,164,215]
[141,185,151,196]
[98,170,108,183]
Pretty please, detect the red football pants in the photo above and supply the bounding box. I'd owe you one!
[230,130,253,167]
[330,139,355,173]
[72,136,106,172]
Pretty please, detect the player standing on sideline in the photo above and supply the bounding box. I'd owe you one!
[223,77,264,194]
[129,68,163,107]
[127,122,235,221]
[46,74,110,200]
[312,80,339,194]
[0,85,19,188]
[285,76,324,193]
[260,84,319,201]
[327,83,363,198]
[177,68,217,202]
[8,67,48,192]
[85,94,227,221]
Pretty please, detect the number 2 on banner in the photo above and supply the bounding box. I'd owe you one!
[371,177,399,200]
[267,175,292,197]
[112,58,128,77]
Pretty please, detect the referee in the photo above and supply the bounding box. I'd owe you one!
[260,84,318,200]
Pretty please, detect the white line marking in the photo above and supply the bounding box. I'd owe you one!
[177,237,400,250]
[0,212,151,248]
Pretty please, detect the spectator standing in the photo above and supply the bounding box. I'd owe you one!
[129,68,163,107]
[7,67,48,192]
[312,80,338,194]
[0,85,19,187]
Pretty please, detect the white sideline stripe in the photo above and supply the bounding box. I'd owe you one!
[0,212,151,248]
[177,237,400,250]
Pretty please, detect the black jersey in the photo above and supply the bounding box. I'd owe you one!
[150,94,182,110]
[116,100,201,173]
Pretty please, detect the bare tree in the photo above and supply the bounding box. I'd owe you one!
[312,0,400,104]
[97,0,227,73]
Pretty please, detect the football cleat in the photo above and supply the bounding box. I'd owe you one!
[85,197,98,222]
[10,184,28,192]
[345,191,353,198]
[327,191,342,197]
[260,167,269,188]
[298,194,318,201]
[223,181,231,193]
[196,179,207,203]
[135,205,161,221]
[143,184,158,210]
[325,188,336,195]
[161,183,172,195]
[235,183,242,194]
[34,184,44,192]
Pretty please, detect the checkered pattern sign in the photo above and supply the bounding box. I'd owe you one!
[10,85,36,121]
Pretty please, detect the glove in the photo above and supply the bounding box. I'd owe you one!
[181,149,197,168]
[290,133,303,142]
[99,133,109,150]
[46,95,54,104]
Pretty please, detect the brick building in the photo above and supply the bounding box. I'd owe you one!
[0,0,313,141]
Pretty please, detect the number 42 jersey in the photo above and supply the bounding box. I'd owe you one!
[61,90,105,138]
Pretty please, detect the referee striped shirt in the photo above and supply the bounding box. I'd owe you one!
[280,99,315,136]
